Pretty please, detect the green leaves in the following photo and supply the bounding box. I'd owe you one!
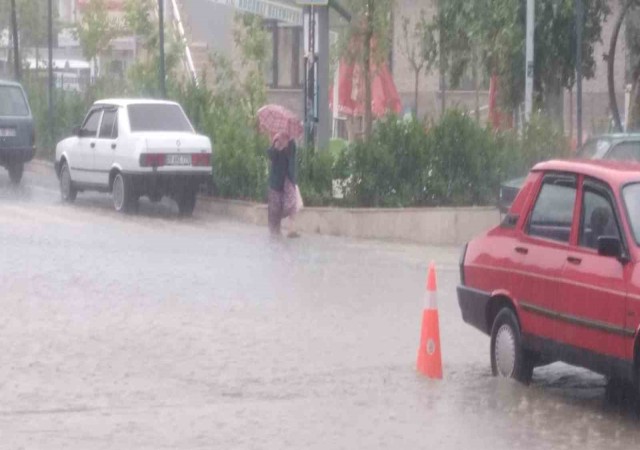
[75,0,123,66]
[437,0,609,113]
[337,111,569,208]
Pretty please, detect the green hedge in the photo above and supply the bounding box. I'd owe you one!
[301,111,569,208]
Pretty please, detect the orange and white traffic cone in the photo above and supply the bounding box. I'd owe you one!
[416,262,443,379]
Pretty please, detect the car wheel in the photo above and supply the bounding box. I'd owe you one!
[8,162,23,184]
[490,308,533,384]
[112,172,136,213]
[177,189,197,216]
[60,162,77,203]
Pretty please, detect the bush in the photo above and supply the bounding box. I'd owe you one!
[427,110,505,206]
[22,76,89,159]
[335,110,569,208]
[297,145,335,206]
[343,115,430,207]
[174,79,268,202]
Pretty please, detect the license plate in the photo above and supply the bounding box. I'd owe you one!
[165,154,191,166]
[0,128,16,137]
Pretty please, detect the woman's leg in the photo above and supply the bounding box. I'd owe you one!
[268,189,283,234]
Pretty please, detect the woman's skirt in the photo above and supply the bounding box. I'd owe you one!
[268,180,303,232]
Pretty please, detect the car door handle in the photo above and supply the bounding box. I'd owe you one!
[515,246,529,255]
[90,142,96,148]
[111,143,117,150]
[567,256,582,265]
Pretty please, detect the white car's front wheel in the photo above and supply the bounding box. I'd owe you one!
[112,173,137,213]
[60,162,77,203]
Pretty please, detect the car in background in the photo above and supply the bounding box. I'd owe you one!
[0,80,35,184]
[459,159,640,386]
[55,99,212,216]
[498,134,640,213]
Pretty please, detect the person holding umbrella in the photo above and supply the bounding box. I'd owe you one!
[258,105,304,236]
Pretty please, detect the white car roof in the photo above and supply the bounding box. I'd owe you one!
[93,98,181,107]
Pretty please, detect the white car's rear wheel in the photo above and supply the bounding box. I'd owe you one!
[60,162,77,203]
[112,173,136,213]
[177,189,197,216]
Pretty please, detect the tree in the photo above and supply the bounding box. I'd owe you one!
[620,1,640,130]
[75,0,122,77]
[16,0,57,71]
[343,0,395,140]
[438,0,609,125]
[397,11,437,117]
[232,12,269,120]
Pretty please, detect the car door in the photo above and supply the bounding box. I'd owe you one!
[557,178,631,361]
[94,107,118,187]
[510,173,578,344]
[72,108,102,184]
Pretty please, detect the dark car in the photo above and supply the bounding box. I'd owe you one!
[0,80,35,184]
[498,134,640,213]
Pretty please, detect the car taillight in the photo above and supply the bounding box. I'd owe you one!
[140,153,166,167]
[192,153,211,166]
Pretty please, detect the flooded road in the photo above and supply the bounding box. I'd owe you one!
[1,162,640,449]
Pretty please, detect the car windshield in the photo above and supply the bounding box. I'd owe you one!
[623,183,640,244]
[127,104,193,132]
[577,138,611,159]
[0,85,29,116]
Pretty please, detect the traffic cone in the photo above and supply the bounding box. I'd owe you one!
[416,262,443,379]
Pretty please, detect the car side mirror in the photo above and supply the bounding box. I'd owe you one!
[597,236,624,260]
[72,126,81,137]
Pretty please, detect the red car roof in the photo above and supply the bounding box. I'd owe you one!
[532,159,640,187]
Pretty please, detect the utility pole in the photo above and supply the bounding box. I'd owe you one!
[524,0,534,123]
[437,0,446,116]
[576,0,584,143]
[158,0,167,97]
[10,0,20,81]
[317,6,329,150]
[48,0,54,144]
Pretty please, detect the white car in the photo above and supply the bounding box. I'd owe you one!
[55,99,212,215]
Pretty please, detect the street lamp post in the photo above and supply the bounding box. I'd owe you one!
[10,0,20,81]
[576,0,584,144]
[48,0,54,145]
[525,0,534,123]
[158,0,167,98]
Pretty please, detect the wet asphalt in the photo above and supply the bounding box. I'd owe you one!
[1,162,640,449]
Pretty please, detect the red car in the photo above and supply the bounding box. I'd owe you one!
[458,159,640,387]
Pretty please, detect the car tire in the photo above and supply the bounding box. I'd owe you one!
[60,162,77,203]
[8,162,23,185]
[112,172,136,213]
[177,189,197,216]
[490,308,534,384]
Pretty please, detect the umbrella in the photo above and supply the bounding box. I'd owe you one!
[257,104,304,142]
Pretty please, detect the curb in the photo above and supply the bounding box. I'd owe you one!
[197,196,500,246]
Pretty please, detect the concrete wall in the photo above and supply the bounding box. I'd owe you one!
[199,197,500,246]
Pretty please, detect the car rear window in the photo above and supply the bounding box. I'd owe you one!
[607,142,640,162]
[0,85,29,117]
[128,104,193,132]
[578,139,610,159]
